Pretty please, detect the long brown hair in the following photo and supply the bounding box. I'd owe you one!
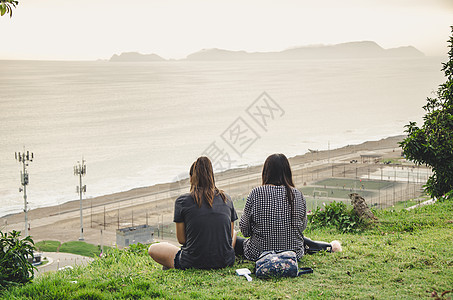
[190,156,226,207]
[262,153,295,212]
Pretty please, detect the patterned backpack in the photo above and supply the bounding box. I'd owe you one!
[255,250,313,278]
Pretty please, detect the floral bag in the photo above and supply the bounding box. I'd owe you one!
[255,250,313,278]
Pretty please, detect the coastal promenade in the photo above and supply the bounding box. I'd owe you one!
[1,136,429,249]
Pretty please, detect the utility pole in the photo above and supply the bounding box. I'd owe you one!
[15,149,33,236]
[74,158,87,241]
[328,141,330,164]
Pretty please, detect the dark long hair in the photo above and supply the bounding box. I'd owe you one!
[262,153,295,213]
[190,156,226,207]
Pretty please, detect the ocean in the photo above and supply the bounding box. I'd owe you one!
[0,57,445,217]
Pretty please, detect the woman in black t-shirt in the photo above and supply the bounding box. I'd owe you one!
[148,157,237,269]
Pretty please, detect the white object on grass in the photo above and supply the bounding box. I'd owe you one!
[236,268,252,281]
[331,240,342,252]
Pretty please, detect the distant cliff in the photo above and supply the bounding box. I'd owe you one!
[185,41,425,61]
[110,52,165,62]
[108,42,425,62]
[384,46,425,57]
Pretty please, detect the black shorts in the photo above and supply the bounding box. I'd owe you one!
[174,249,182,269]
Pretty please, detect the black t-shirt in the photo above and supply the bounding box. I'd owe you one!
[173,192,238,269]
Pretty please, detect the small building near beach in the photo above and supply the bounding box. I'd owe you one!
[116,225,154,248]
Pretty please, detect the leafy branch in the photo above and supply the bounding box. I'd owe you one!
[400,26,453,198]
[0,0,19,18]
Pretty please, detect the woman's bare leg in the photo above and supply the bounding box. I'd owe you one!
[148,242,180,269]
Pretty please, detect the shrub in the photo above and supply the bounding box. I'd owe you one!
[438,190,453,202]
[308,201,365,233]
[0,230,36,288]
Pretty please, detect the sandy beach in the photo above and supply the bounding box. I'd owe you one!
[1,135,428,248]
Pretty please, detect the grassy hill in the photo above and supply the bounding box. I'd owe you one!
[1,199,452,299]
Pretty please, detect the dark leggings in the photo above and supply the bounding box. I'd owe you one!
[303,237,333,254]
[234,236,332,257]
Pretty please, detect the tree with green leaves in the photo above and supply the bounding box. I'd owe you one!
[400,26,453,198]
[0,0,19,17]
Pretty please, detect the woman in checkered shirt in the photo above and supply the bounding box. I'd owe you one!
[236,153,341,261]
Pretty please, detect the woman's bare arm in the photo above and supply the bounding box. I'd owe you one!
[175,222,186,245]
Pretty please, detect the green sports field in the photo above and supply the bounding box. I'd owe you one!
[310,178,395,190]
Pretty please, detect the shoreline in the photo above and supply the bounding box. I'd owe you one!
[1,135,414,247]
[2,134,406,218]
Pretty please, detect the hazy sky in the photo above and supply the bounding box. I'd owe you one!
[1,0,452,60]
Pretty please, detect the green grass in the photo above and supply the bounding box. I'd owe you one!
[35,240,61,252]
[301,186,376,200]
[58,241,111,258]
[2,201,452,299]
[384,196,431,211]
[314,178,395,190]
[35,240,112,258]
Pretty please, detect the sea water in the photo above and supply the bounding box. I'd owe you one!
[0,57,445,216]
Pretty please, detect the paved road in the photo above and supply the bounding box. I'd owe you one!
[35,252,94,275]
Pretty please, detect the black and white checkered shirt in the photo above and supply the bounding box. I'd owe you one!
[239,185,307,261]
